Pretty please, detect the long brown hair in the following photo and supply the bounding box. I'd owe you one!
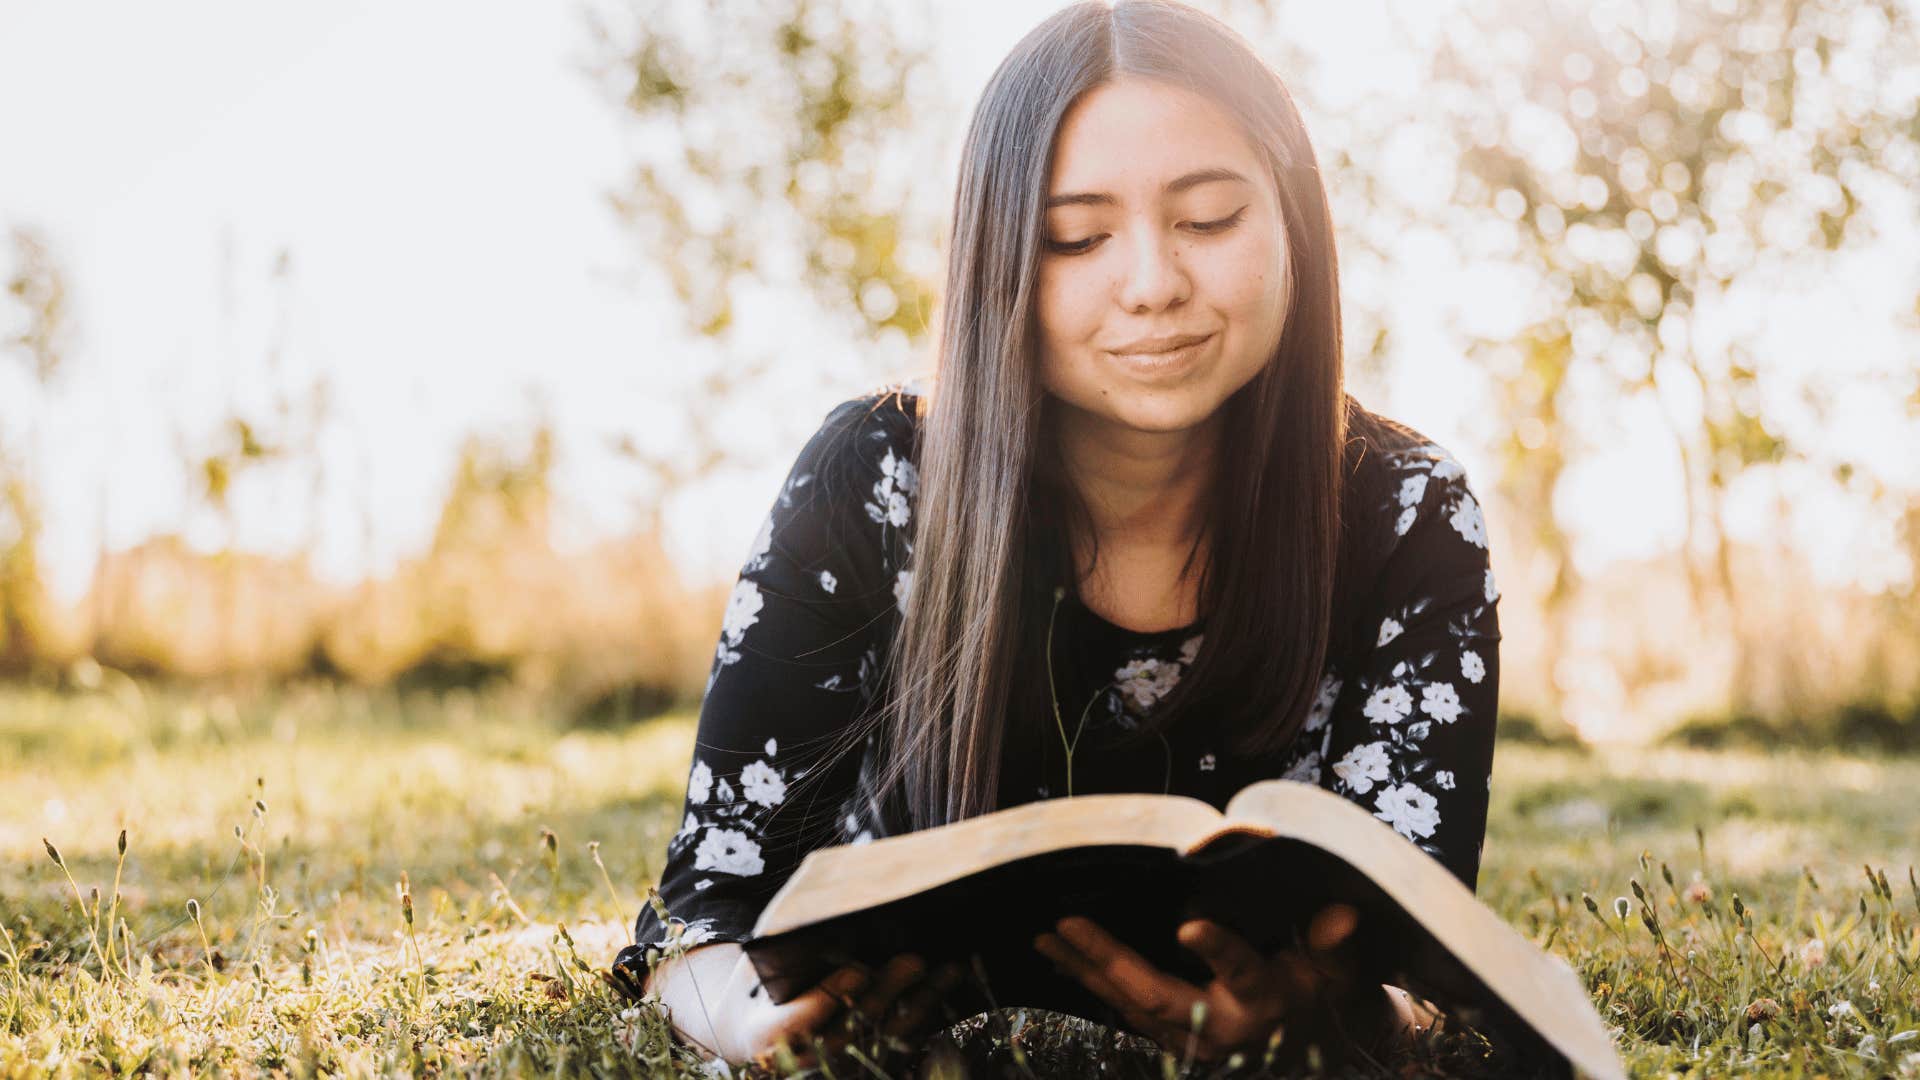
[870,0,1352,834]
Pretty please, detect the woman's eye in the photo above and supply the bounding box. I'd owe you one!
[1045,235,1103,255]
[1188,206,1249,233]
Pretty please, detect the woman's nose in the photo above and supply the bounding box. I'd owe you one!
[1116,227,1191,313]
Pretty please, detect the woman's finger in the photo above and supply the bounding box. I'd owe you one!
[1036,929,1183,1031]
[1053,916,1201,1027]
[1269,947,1323,1013]
[884,960,965,1040]
[743,962,869,1067]
[1302,903,1364,1000]
[1176,918,1273,1001]
[1306,902,1360,952]
[850,952,926,1027]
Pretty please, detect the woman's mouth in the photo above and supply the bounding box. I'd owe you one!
[1106,332,1214,377]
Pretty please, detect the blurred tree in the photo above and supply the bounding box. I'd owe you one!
[170,244,333,670]
[1427,0,1920,716]
[0,225,71,674]
[581,0,939,524]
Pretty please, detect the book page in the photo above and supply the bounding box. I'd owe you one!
[752,791,1224,938]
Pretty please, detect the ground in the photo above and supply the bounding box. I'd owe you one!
[2,679,1918,1077]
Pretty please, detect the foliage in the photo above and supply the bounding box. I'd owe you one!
[1663,698,1920,756]
[1423,0,1920,717]
[0,226,70,676]
[585,0,942,516]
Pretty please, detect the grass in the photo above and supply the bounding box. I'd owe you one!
[2,680,1919,1077]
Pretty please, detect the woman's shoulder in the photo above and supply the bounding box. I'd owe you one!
[1343,396,1471,482]
[1340,395,1488,555]
[776,379,928,573]
[809,377,928,462]
[791,379,927,511]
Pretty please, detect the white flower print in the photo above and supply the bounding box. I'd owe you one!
[1397,474,1428,508]
[1377,618,1403,647]
[1198,752,1216,772]
[1362,684,1414,726]
[1116,657,1182,711]
[1304,673,1343,732]
[842,812,877,845]
[1395,505,1417,536]
[745,512,774,571]
[1282,748,1322,784]
[1483,568,1500,604]
[765,737,778,757]
[1179,634,1203,666]
[865,447,919,528]
[818,570,837,594]
[693,827,765,876]
[714,777,734,803]
[740,760,787,808]
[1333,741,1392,795]
[716,580,764,666]
[882,447,919,495]
[1429,455,1464,482]
[676,810,699,837]
[1448,492,1488,548]
[1374,782,1441,840]
[667,916,720,948]
[687,759,713,804]
[1460,650,1485,684]
[893,568,912,609]
[1420,682,1464,724]
[1436,770,1456,790]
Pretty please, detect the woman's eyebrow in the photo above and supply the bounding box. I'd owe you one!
[1045,166,1251,209]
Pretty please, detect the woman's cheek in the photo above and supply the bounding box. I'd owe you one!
[1037,264,1102,349]
[1206,239,1287,326]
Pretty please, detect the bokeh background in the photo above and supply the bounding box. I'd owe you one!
[3,0,1917,748]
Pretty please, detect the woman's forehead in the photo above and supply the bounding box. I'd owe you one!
[1047,77,1266,201]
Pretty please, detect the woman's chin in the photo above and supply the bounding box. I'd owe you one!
[1094,391,1224,436]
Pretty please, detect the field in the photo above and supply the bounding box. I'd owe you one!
[3,680,1919,1077]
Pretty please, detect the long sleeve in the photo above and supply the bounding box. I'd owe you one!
[1315,447,1503,894]
[614,393,915,977]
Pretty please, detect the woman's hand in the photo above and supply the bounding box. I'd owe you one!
[712,950,965,1072]
[1032,902,1372,1064]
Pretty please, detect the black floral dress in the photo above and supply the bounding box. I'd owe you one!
[613,381,1502,977]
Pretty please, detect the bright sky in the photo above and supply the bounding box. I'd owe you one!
[0,0,1913,608]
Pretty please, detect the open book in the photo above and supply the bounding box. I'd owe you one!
[740,778,1624,1080]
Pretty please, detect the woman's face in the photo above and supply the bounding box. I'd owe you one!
[1036,75,1290,436]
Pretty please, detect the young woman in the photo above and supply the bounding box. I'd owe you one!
[610,0,1502,1071]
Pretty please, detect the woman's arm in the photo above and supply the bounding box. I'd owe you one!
[642,940,960,1067]
[643,942,745,1057]
[610,393,927,1062]
[1315,446,1502,893]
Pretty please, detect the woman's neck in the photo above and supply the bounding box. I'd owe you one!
[1052,401,1221,554]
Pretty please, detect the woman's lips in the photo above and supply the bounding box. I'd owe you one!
[1107,332,1214,377]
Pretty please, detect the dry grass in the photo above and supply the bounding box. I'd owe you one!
[4,683,1920,1076]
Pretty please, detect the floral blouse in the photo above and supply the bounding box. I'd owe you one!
[613,382,1502,972]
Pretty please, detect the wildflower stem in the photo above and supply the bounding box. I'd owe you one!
[589,841,625,921]
[1045,586,1076,797]
[42,839,108,981]
[105,829,128,980]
